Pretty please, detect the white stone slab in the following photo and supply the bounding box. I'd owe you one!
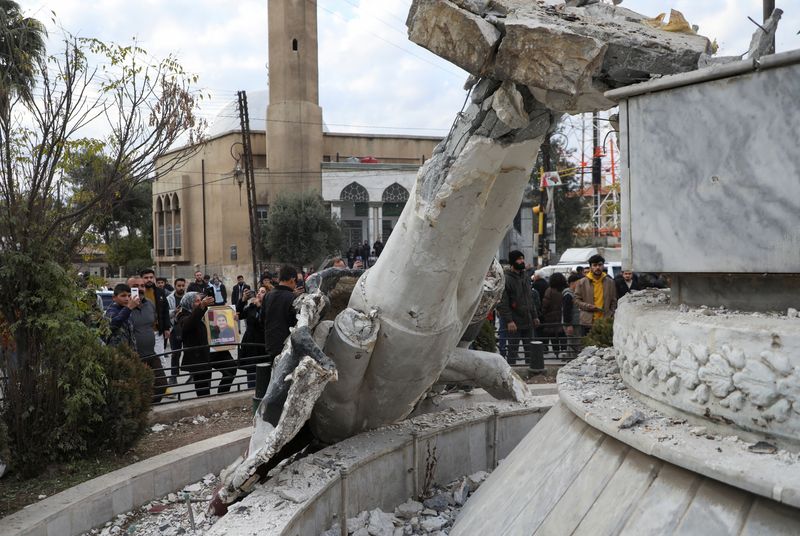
[619,59,800,273]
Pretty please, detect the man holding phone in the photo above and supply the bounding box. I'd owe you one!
[126,276,168,402]
[231,275,250,309]
[574,254,618,335]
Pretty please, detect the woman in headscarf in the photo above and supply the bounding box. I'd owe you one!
[177,291,215,396]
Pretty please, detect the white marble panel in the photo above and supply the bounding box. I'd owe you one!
[621,60,800,273]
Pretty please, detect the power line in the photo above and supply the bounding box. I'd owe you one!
[22,85,452,133]
[314,0,464,81]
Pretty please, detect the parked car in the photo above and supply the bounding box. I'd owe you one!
[95,290,114,312]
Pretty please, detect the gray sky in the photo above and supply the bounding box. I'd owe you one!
[22,0,800,142]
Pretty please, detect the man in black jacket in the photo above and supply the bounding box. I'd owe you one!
[262,265,299,361]
[140,268,171,354]
[231,274,251,309]
[614,269,641,299]
[187,270,209,294]
[497,251,538,367]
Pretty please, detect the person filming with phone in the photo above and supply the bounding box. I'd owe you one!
[574,254,618,336]
[125,276,168,402]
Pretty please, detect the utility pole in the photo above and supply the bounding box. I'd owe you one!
[538,132,552,266]
[237,91,260,287]
[591,111,601,237]
[580,113,586,193]
[763,0,776,54]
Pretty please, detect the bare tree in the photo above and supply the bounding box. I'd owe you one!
[0,25,205,370]
[0,34,205,259]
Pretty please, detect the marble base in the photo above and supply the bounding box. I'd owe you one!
[616,52,800,274]
[614,290,800,448]
[454,402,800,535]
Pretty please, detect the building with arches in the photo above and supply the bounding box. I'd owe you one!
[151,93,438,280]
[151,0,440,281]
[151,0,533,282]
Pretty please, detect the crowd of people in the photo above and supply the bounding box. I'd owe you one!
[495,249,667,367]
[103,266,307,401]
[344,238,384,269]
[99,245,666,400]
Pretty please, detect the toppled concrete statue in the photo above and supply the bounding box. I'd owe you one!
[211,0,712,513]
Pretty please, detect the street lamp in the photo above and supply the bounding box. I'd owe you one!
[231,143,245,205]
[230,140,260,287]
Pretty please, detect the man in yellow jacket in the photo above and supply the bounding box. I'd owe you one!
[574,254,618,335]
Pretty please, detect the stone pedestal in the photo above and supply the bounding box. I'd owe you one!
[455,51,800,533]
[609,50,800,310]
[453,353,800,535]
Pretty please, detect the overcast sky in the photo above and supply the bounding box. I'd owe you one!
[22,0,800,146]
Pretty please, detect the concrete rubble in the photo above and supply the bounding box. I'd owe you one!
[559,346,800,470]
[407,0,711,113]
[81,473,221,536]
[321,472,490,536]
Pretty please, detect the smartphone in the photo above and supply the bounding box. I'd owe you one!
[204,287,215,298]
[356,256,362,261]
[130,287,139,299]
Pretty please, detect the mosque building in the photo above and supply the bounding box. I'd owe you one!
[151,0,532,281]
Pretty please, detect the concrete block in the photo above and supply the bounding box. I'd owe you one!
[740,499,800,536]
[130,473,155,508]
[45,513,70,536]
[153,464,175,497]
[111,483,134,514]
[675,478,755,534]
[169,456,194,490]
[71,493,113,535]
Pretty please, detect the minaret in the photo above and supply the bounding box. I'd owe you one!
[266,0,324,194]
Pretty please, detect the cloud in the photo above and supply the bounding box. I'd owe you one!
[21,0,800,140]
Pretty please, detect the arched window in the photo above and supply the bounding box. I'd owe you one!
[382,183,409,218]
[340,182,369,203]
[381,183,409,203]
[164,195,174,255]
[172,194,182,255]
[156,196,165,256]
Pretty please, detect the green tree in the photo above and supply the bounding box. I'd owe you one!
[105,233,153,275]
[0,0,46,110]
[61,146,154,272]
[0,11,204,475]
[62,144,154,244]
[261,192,343,267]
[534,124,588,254]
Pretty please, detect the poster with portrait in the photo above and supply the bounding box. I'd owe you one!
[205,305,239,350]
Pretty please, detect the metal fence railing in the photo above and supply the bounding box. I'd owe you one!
[0,324,582,406]
[497,322,584,369]
[143,342,269,405]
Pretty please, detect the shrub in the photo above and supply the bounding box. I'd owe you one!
[473,319,498,352]
[97,344,153,453]
[0,263,153,477]
[583,317,614,348]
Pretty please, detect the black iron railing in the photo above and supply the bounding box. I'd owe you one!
[140,342,270,405]
[496,322,585,369]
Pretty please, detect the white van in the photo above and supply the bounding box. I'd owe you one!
[538,247,623,279]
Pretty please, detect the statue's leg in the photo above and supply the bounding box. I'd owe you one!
[437,347,529,402]
[212,356,337,512]
[312,82,556,443]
